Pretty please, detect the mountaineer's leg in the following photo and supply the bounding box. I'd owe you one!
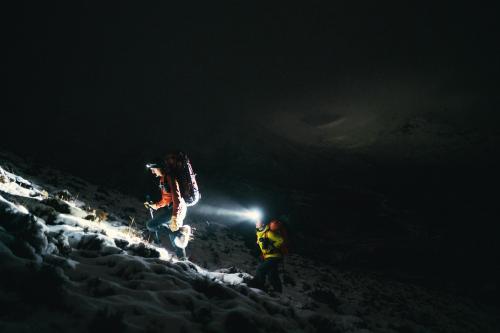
[146,209,171,243]
[268,258,283,293]
[168,231,187,260]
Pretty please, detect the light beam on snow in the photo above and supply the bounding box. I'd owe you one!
[1,163,173,261]
[56,214,172,260]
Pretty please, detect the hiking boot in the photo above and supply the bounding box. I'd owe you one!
[174,225,191,249]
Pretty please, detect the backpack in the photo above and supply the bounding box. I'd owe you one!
[269,219,289,256]
[170,152,201,207]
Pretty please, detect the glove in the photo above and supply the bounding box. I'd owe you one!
[144,201,153,209]
[169,216,179,232]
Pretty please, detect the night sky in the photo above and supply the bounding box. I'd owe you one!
[2,2,500,295]
[3,3,499,166]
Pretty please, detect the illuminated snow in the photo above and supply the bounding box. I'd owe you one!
[1,160,499,333]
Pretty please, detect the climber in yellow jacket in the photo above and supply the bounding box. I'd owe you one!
[250,220,284,293]
[256,222,284,259]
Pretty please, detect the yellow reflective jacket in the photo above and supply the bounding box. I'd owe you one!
[256,225,284,259]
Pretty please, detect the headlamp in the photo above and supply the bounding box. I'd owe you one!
[242,209,262,222]
[145,163,158,169]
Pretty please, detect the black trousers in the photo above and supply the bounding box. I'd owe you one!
[254,257,283,293]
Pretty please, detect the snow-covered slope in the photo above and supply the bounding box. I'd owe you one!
[1,155,498,333]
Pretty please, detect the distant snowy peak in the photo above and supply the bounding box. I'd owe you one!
[259,108,498,162]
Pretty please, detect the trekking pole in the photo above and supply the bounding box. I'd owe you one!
[145,195,154,219]
[146,195,157,242]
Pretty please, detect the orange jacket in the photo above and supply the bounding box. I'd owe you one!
[153,175,184,217]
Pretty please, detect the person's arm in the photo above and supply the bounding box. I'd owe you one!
[150,193,171,210]
[149,177,172,209]
[166,175,181,214]
[255,221,264,244]
[256,226,272,251]
[166,174,182,231]
[256,228,264,245]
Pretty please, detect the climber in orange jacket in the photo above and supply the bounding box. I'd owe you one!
[144,155,187,259]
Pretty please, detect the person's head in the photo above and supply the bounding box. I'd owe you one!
[256,220,264,229]
[146,160,165,177]
[150,167,164,177]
